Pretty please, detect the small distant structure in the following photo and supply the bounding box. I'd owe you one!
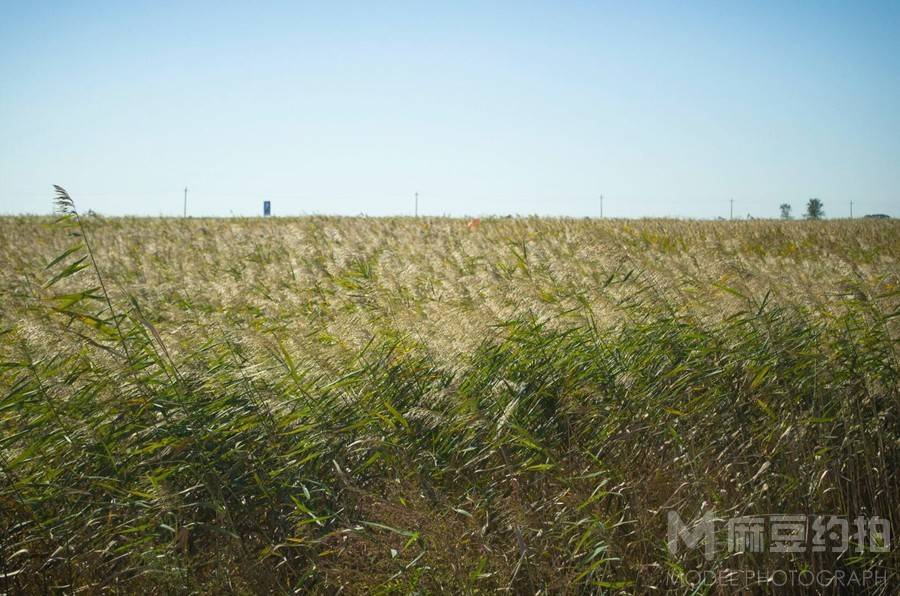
[864,213,890,219]
[263,200,271,216]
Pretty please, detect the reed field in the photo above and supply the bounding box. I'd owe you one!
[0,191,897,593]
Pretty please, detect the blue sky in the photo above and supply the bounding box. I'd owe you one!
[1,1,898,218]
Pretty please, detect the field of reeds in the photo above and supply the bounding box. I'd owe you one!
[1,191,897,593]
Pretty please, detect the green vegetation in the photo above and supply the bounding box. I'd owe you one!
[0,190,897,593]
[805,198,825,220]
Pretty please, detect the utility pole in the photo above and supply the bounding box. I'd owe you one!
[415,192,419,217]
[730,198,734,221]
[184,187,188,218]
[600,194,604,218]
[850,201,854,219]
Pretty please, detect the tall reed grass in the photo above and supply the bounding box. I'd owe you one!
[0,192,897,593]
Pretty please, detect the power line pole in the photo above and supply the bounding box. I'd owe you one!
[600,194,604,218]
[850,200,854,219]
[415,192,418,217]
[184,187,188,218]
[730,198,734,221]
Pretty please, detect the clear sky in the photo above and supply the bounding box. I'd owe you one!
[1,1,898,218]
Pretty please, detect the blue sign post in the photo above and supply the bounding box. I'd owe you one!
[263,200,271,216]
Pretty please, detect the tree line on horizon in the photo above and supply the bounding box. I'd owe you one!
[779,198,825,220]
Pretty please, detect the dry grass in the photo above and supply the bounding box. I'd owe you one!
[0,197,897,593]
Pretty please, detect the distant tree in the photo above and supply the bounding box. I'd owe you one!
[780,203,792,220]
[805,198,824,220]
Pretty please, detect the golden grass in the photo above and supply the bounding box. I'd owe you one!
[0,207,897,593]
